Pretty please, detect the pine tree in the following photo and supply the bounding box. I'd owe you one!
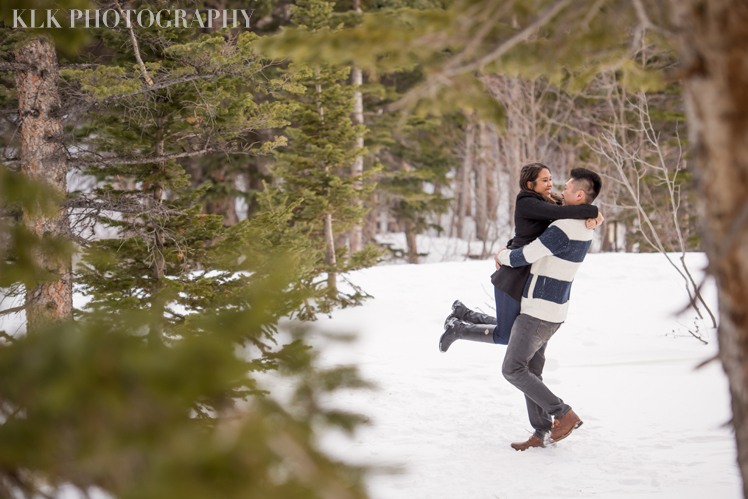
[374,112,457,263]
[0,6,374,498]
[54,17,298,339]
[0,172,372,498]
[267,0,377,309]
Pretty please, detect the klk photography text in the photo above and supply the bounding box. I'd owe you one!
[11,8,255,29]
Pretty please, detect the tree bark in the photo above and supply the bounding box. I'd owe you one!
[316,76,337,294]
[487,126,499,223]
[350,66,365,253]
[506,78,526,232]
[148,137,166,341]
[404,220,418,264]
[323,212,337,291]
[151,138,166,280]
[474,122,489,243]
[457,123,475,239]
[15,37,72,332]
[349,0,365,253]
[670,2,748,496]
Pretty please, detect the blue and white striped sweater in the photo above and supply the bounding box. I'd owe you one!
[497,218,593,323]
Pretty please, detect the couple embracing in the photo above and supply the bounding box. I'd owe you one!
[439,163,603,451]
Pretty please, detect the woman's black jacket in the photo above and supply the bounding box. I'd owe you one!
[490,191,598,302]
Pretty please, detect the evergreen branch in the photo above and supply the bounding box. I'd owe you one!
[66,71,220,118]
[59,63,277,121]
[191,80,217,126]
[68,147,234,167]
[100,73,211,102]
[94,66,274,105]
[66,195,186,217]
[66,193,188,246]
[67,232,93,247]
[135,62,279,98]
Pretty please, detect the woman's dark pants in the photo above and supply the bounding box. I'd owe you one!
[492,287,520,345]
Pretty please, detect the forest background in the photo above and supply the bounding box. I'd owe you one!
[2,1,748,499]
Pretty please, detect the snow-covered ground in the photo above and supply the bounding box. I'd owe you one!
[2,242,739,498]
[306,252,739,499]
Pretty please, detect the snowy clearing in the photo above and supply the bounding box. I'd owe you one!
[1,250,738,498]
[306,252,739,499]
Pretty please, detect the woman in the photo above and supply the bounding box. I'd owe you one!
[439,162,601,352]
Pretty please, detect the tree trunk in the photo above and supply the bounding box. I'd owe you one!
[366,190,379,241]
[670,2,748,496]
[349,65,365,253]
[507,78,526,233]
[349,0,365,253]
[16,37,72,332]
[404,221,418,264]
[315,76,337,293]
[151,138,166,280]
[487,126,499,222]
[505,136,521,233]
[148,137,167,341]
[474,122,489,243]
[323,212,337,292]
[457,123,475,239]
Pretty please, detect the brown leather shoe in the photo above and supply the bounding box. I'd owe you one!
[550,409,583,442]
[510,434,546,451]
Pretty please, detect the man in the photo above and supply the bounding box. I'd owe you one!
[495,167,602,451]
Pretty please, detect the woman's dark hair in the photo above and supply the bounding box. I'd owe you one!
[519,162,554,202]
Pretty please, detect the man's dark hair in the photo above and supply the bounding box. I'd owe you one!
[570,168,602,204]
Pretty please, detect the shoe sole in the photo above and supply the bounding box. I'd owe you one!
[441,310,458,352]
[550,420,583,443]
[438,332,448,353]
[511,443,544,451]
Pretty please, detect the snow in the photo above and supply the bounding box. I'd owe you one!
[1,246,739,498]
[305,252,740,499]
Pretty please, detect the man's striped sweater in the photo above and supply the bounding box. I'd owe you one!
[497,218,593,324]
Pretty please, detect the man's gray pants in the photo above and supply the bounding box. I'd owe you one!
[502,313,571,440]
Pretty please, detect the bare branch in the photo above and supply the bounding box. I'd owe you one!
[63,64,275,121]
[393,0,572,111]
[443,1,517,72]
[67,146,248,168]
[631,0,674,36]
[0,305,24,318]
[462,0,572,76]
[115,0,154,86]
[695,353,720,370]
